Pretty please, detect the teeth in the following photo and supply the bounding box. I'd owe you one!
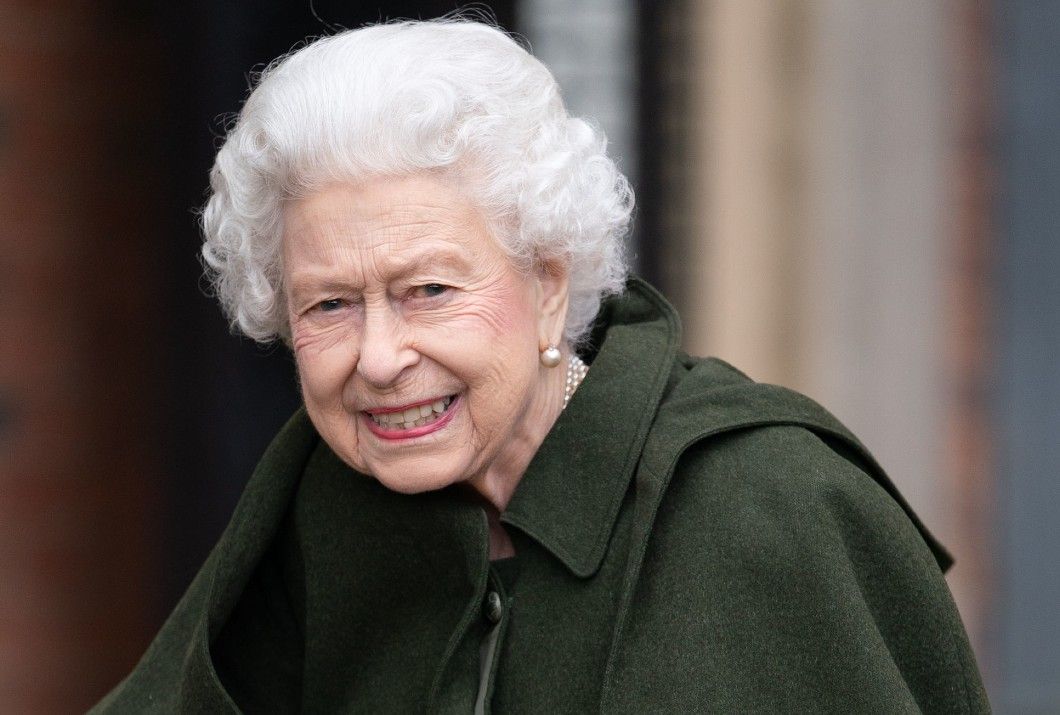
[368,395,456,430]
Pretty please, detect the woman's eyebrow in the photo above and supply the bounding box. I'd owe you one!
[286,274,360,300]
[287,249,472,297]
[397,249,473,276]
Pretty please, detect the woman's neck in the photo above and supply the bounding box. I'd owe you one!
[468,347,574,558]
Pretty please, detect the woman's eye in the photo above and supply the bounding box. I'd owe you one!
[317,298,344,312]
[417,283,449,298]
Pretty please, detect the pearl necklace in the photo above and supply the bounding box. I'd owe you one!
[564,354,589,410]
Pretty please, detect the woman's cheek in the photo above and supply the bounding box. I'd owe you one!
[416,291,529,343]
[293,333,358,406]
[291,315,359,355]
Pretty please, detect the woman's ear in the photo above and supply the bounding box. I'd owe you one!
[535,260,570,350]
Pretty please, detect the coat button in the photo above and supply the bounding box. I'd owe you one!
[484,591,503,624]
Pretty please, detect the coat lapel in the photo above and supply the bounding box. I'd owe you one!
[500,278,679,578]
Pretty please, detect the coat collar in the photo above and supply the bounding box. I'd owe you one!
[500,277,680,578]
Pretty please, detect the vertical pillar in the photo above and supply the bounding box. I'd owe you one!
[945,0,997,680]
[0,3,161,710]
[686,0,807,385]
[995,2,1060,708]
[633,0,697,299]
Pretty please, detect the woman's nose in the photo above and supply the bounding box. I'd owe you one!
[355,303,419,388]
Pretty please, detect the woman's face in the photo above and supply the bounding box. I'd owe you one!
[283,173,567,496]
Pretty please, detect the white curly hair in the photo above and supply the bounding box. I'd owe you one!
[200,18,633,346]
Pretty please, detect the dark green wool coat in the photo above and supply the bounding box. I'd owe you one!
[93,278,990,713]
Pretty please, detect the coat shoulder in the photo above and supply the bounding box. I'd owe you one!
[608,355,990,713]
[649,353,953,570]
[647,353,945,581]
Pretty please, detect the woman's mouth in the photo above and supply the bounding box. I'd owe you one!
[362,394,458,439]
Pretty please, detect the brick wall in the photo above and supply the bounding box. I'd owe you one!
[944,0,997,682]
[0,3,162,711]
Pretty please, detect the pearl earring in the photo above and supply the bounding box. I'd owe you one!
[540,344,562,368]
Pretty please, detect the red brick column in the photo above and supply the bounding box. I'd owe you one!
[0,3,162,711]
[944,0,998,682]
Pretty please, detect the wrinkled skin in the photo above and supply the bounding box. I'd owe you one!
[283,173,569,540]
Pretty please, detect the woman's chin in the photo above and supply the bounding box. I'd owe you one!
[371,467,466,495]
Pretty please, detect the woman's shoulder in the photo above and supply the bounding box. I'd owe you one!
[614,358,988,712]
[644,353,952,571]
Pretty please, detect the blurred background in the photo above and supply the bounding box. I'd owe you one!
[0,0,1056,711]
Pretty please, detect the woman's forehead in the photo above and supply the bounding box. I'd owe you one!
[281,176,509,285]
[284,176,489,243]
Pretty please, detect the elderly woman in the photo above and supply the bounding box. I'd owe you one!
[94,19,989,714]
